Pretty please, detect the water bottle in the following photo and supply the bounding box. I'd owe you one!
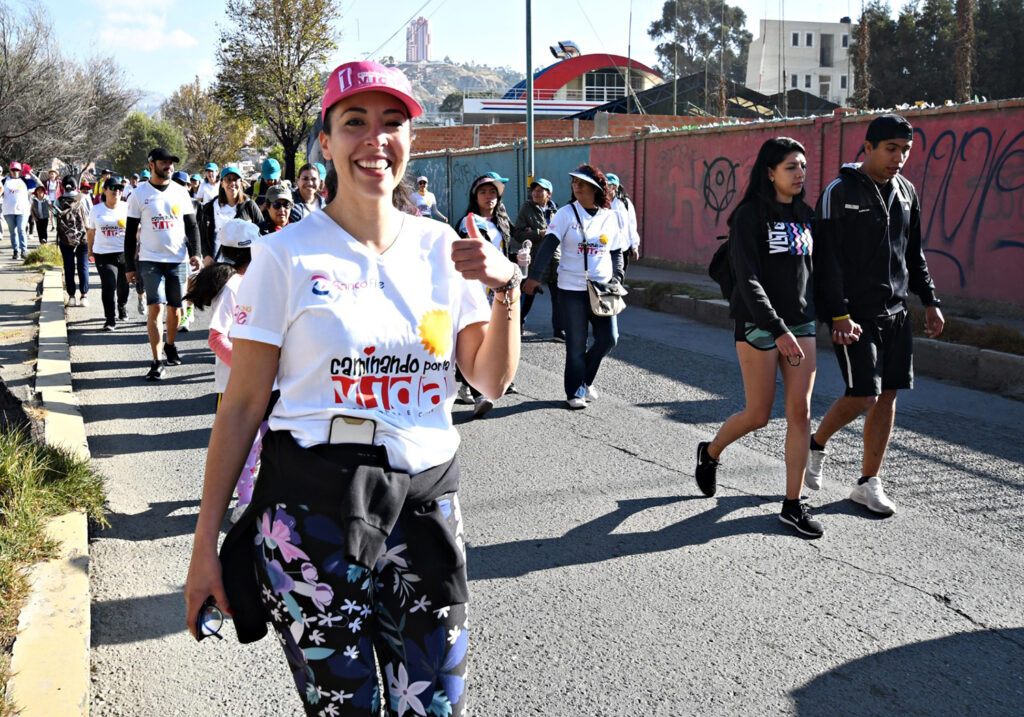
[517,239,532,272]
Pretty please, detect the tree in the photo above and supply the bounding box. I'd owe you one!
[954,0,975,102]
[215,0,339,181]
[162,77,250,172]
[107,111,187,178]
[647,0,752,83]
[974,0,1024,101]
[439,91,464,113]
[852,8,872,109]
[0,3,138,172]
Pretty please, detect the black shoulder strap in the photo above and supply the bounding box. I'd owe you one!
[569,201,588,273]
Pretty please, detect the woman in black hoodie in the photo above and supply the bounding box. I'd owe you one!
[694,137,823,537]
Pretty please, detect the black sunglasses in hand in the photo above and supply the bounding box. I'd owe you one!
[195,596,224,642]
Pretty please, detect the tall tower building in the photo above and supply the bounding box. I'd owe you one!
[406,17,431,62]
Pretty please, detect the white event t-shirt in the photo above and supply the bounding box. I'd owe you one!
[126,182,195,263]
[611,197,640,250]
[210,272,243,393]
[86,201,128,254]
[545,201,627,290]
[212,200,237,257]
[197,182,218,204]
[458,215,503,253]
[2,178,30,215]
[230,210,492,473]
[410,190,437,216]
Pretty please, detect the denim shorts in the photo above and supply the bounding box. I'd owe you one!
[138,260,187,308]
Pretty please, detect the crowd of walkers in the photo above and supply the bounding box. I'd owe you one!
[3,58,943,716]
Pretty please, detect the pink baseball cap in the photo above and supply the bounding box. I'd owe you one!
[320,61,423,123]
[9,161,22,171]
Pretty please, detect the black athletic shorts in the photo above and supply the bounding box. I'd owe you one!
[832,310,913,397]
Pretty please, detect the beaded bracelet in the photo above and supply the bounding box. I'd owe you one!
[492,266,521,320]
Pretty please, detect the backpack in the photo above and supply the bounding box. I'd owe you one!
[55,195,88,247]
[708,234,734,300]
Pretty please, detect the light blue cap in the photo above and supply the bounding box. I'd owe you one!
[220,166,242,180]
[261,158,281,180]
[204,162,219,171]
[484,170,510,183]
[530,178,553,193]
[605,173,620,185]
[314,162,327,180]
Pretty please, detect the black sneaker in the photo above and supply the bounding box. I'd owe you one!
[103,320,116,332]
[145,361,164,381]
[504,382,519,395]
[552,330,566,342]
[118,304,128,321]
[779,500,824,538]
[164,343,182,365]
[695,441,719,497]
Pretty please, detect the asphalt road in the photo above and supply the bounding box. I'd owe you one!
[70,269,1024,716]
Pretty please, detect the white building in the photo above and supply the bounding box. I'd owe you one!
[746,18,855,106]
[406,17,431,63]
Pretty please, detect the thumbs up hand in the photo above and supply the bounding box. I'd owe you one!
[452,213,517,289]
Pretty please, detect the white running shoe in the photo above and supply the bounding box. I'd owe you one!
[850,476,896,516]
[137,295,145,315]
[584,385,599,401]
[65,294,76,307]
[456,384,474,405]
[806,446,826,490]
[79,295,89,308]
[472,396,494,418]
[567,397,587,409]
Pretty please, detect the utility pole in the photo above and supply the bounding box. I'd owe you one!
[526,0,534,183]
[673,0,679,115]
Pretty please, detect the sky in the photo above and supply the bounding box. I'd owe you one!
[36,0,863,101]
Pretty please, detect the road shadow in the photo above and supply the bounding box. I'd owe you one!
[91,591,187,646]
[452,398,563,425]
[791,628,1024,716]
[82,394,214,423]
[89,425,212,457]
[101,498,203,542]
[468,493,778,580]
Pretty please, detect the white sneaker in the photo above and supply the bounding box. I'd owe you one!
[456,384,474,405]
[472,396,494,418]
[567,397,587,409]
[850,476,896,516]
[584,385,599,401]
[65,294,76,307]
[137,295,145,315]
[805,446,826,490]
[79,295,89,308]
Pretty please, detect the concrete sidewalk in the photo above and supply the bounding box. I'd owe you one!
[1,254,92,717]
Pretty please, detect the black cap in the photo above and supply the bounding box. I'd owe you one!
[865,114,913,144]
[62,175,77,191]
[103,178,122,191]
[147,147,180,163]
[100,168,111,175]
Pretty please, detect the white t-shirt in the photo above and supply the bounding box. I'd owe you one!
[611,197,640,249]
[86,201,128,254]
[210,273,243,393]
[212,200,237,256]
[121,183,135,201]
[230,210,492,473]
[45,178,60,202]
[126,182,195,263]
[545,201,627,290]
[410,190,438,216]
[197,182,219,204]
[2,178,30,215]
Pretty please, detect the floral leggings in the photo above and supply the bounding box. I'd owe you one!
[253,494,468,717]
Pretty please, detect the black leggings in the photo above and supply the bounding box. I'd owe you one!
[94,252,130,321]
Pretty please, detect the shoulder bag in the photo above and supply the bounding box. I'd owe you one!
[570,202,627,317]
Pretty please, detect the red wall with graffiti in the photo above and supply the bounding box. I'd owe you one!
[622,100,1024,306]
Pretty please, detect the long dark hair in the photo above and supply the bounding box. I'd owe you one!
[463,177,511,241]
[571,164,612,209]
[728,137,810,227]
[183,246,252,310]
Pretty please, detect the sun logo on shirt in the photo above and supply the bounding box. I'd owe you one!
[417,309,452,358]
[171,204,182,216]
[599,234,609,245]
[117,218,126,227]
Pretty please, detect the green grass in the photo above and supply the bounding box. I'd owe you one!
[20,244,62,271]
[627,278,723,304]
[0,429,106,716]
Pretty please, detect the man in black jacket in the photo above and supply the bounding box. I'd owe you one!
[807,114,945,516]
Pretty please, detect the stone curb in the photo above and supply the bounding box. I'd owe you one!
[629,287,1024,399]
[7,269,91,716]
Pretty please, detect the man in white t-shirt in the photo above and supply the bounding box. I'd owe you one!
[124,147,202,380]
[3,162,31,259]
[122,173,139,201]
[196,162,220,204]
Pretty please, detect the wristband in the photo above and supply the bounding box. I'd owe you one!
[832,314,851,322]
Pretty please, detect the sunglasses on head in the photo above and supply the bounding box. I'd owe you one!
[271,200,292,210]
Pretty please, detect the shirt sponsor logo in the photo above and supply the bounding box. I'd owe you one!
[309,274,384,298]
[150,214,176,230]
[234,304,251,325]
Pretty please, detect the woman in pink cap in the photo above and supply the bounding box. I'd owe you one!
[186,60,521,716]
